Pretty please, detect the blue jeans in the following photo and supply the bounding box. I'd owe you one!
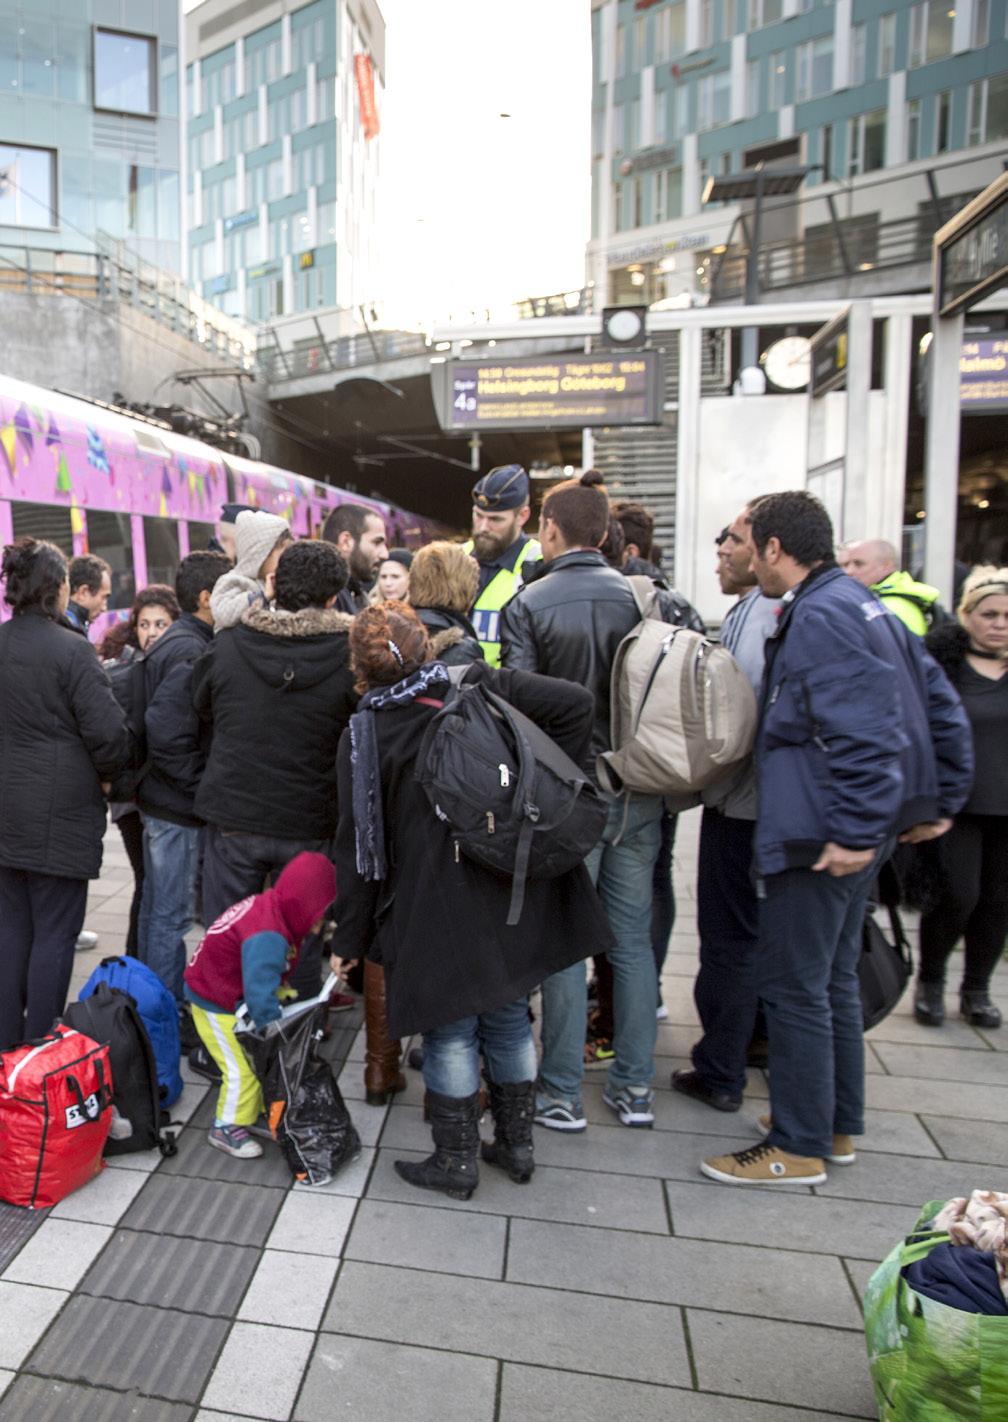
[421,998,537,1098]
[138,816,201,1005]
[539,794,663,1100]
[757,856,880,1159]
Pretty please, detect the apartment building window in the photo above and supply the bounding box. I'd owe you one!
[243,108,259,150]
[673,83,690,136]
[634,15,647,67]
[878,13,897,76]
[795,37,833,102]
[656,3,686,61]
[0,142,56,227]
[967,74,1008,144]
[654,94,668,144]
[613,102,625,152]
[769,52,787,107]
[632,176,644,228]
[654,166,683,222]
[293,142,326,189]
[592,107,605,156]
[972,0,990,46]
[315,78,334,123]
[245,36,281,90]
[697,70,731,129]
[909,2,954,67]
[202,58,236,111]
[907,98,923,159]
[935,90,952,152]
[292,15,326,70]
[700,0,716,48]
[847,108,886,176]
[94,29,156,116]
[850,24,867,85]
[629,98,641,150]
[746,58,761,117]
[748,0,783,28]
[615,24,626,78]
[612,183,623,233]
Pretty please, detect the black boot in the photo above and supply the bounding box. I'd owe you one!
[481,1079,535,1183]
[961,989,1002,1029]
[395,1090,480,1200]
[914,980,945,1026]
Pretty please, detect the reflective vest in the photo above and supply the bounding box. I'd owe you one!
[463,536,541,667]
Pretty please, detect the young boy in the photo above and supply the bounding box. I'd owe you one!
[184,852,337,1158]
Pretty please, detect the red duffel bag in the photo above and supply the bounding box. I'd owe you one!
[0,1024,114,1208]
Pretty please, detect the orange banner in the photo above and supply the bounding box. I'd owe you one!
[354,53,379,140]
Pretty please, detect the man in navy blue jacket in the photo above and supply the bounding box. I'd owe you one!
[702,491,972,1187]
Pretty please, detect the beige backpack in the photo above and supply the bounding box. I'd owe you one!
[596,578,758,798]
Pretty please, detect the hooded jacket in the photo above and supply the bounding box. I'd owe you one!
[754,565,973,876]
[184,851,336,1020]
[192,605,357,839]
[414,606,485,667]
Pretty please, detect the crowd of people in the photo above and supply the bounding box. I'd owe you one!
[0,464,1004,1192]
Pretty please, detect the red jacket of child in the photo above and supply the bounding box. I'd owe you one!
[184,852,336,1015]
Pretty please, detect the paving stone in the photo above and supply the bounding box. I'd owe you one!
[919,1115,1008,1168]
[0,1282,70,1369]
[872,1042,1008,1085]
[345,1199,507,1279]
[295,1335,497,1422]
[507,1218,861,1327]
[238,1249,338,1329]
[856,1108,943,1158]
[687,1309,875,1417]
[103,1148,164,1174]
[815,1151,994,1207]
[170,1080,213,1126]
[201,1321,315,1420]
[265,1189,357,1256]
[844,1257,879,1303]
[120,1174,285,1247]
[664,1180,913,1260]
[2,1219,111,1291]
[48,1166,147,1226]
[0,1375,9,1402]
[26,1295,228,1403]
[0,1376,193,1421]
[156,1121,293,1186]
[323,1261,692,1385]
[79,1230,259,1315]
[367,1148,670,1233]
[498,1365,853,1422]
[866,1015,992,1049]
[865,1073,1008,1121]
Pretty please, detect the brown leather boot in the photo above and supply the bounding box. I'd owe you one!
[363,959,406,1106]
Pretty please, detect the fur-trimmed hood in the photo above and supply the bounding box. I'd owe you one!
[429,626,465,659]
[925,620,970,684]
[242,605,354,639]
[416,605,485,669]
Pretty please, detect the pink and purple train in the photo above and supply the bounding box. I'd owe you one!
[0,371,437,635]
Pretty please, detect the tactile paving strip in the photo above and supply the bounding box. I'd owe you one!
[0,1201,48,1274]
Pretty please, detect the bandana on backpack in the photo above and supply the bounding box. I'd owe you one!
[349,662,450,881]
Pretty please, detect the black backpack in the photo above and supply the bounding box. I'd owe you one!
[63,983,177,1157]
[105,653,149,801]
[414,680,608,925]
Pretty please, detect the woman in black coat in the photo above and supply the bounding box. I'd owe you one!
[331,601,614,1200]
[407,540,485,668]
[0,538,131,1047]
[915,566,1008,1030]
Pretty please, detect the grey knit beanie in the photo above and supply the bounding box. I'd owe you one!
[233,509,290,578]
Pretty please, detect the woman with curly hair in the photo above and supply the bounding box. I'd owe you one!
[330,600,613,1199]
[916,566,1008,1028]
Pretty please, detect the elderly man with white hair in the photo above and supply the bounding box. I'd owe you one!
[837,538,946,636]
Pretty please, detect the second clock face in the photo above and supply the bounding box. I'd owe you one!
[763,336,812,390]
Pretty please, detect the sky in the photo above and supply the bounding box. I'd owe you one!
[185,0,593,328]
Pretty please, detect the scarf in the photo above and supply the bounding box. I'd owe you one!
[349,661,450,881]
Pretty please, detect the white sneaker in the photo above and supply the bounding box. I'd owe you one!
[656,1004,669,1021]
[75,930,99,952]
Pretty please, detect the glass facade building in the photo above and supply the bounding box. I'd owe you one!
[185,0,383,324]
[589,0,1008,305]
[0,0,182,273]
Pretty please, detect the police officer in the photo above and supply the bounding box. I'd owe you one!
[463,465,541,666]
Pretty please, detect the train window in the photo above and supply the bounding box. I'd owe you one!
[142,516,180,588]
[187,520,215,553]
[87,509,135,609]
[10,501,73,556]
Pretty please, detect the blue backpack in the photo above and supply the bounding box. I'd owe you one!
[80,957,183,1106]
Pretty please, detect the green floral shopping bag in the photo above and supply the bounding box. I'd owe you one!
[864,1200,1008,1421]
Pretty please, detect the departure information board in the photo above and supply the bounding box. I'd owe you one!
[432,351,664,431]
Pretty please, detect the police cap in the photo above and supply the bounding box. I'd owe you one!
[471,464,530,512]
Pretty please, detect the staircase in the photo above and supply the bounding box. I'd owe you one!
[590,331,728,577]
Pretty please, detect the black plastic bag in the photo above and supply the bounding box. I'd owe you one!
[245,1003,360,1187]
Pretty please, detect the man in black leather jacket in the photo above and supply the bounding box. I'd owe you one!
[500,474,700,1134]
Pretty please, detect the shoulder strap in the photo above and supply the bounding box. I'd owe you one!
[626,574,661,622]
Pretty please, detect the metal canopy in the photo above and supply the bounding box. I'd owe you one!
[702,165,813,205]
